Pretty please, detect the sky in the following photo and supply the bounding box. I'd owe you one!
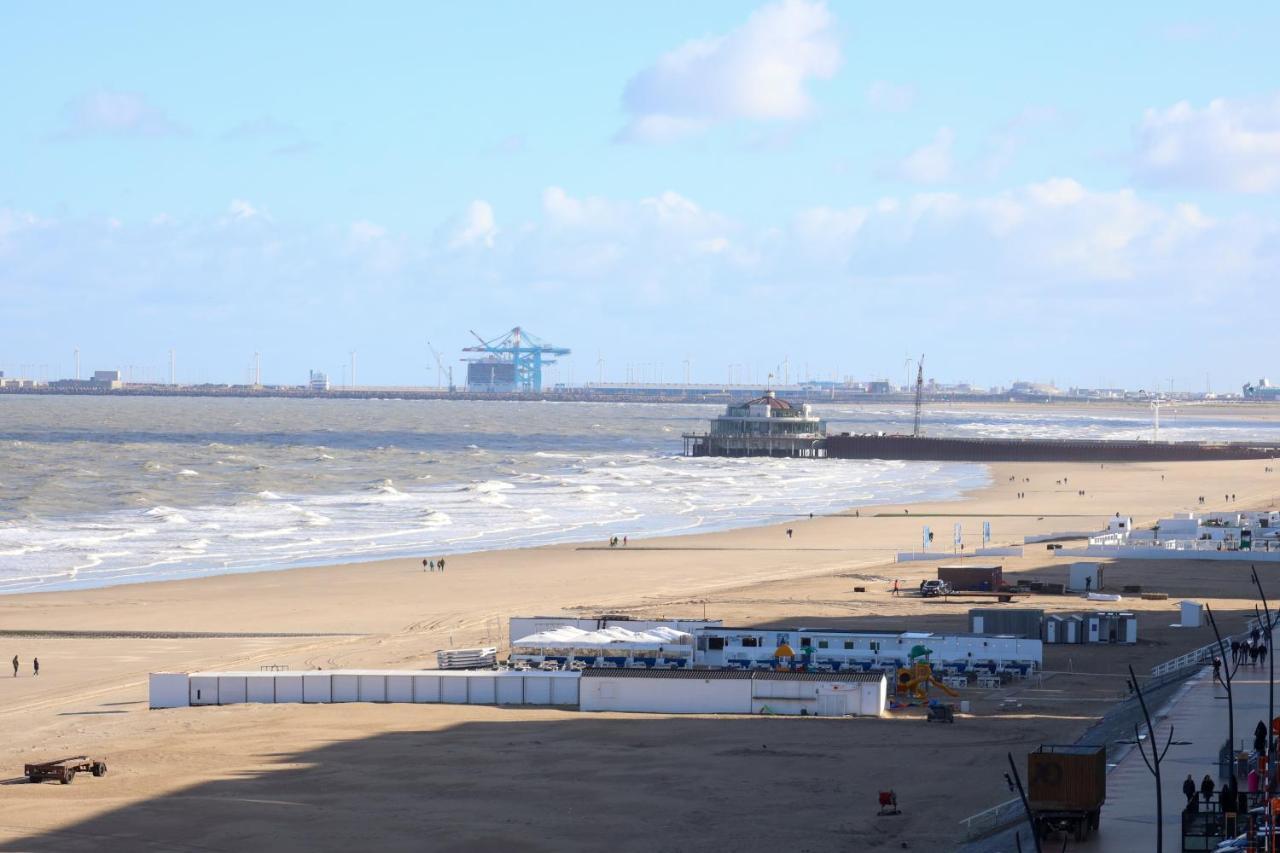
[2,1,1278,390]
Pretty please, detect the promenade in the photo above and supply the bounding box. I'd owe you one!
[1079,666,1273,851]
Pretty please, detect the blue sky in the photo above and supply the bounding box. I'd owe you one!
[2,1,1278,390]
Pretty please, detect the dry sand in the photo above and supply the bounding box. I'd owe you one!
[1,459,1278,851]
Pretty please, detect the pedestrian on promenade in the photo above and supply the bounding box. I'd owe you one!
[1260,643,1268,667]
[1213,657,1224,688]
[1232,640,1241,665]
[1183,774,1197,804]
[1201,775,1215,804]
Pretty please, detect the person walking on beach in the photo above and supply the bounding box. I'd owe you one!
[11,655,16,677]
[892,579,900,597]
[623,536,627,546]
[430,560,436,572]
[32,658,38,677]
[438,557,445,572]
[422,558,429,572]
[786,528,793,539]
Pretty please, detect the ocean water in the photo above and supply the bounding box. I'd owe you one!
[1,396,1276,594]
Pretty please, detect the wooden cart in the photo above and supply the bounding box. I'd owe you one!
[25,756,108,784]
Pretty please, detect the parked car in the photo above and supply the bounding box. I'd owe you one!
[921,579,950,597]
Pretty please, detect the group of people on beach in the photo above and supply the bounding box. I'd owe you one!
[11,655,38,677]
[421,557,447,572]
[608,536,627,547]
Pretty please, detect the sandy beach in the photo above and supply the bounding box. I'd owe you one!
[2,457,1278,851]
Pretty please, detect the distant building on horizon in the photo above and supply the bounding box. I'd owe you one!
[1244,378,1280,400]
[309,370,330,392]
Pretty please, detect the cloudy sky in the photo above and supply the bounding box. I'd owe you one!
[2,1,1278,389]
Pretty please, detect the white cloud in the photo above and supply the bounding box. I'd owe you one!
[227,199,264,221]
[54,90,183,139]
[349,221,387,243]
[892,127,955,184]
[866,80,915,112]
[449,200,498,249]
[2,182,1272,359]
[1133,95,1280,193]
[619,0,841,143]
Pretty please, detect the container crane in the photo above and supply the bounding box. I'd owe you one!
[462,327,570,393]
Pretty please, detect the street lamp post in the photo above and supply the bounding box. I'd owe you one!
[1205,603,1238,764]
[1124,664,1192,853]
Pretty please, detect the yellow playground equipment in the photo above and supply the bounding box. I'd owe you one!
[895,645,959,702]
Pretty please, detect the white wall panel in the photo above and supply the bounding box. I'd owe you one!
[275,675,304,703]
[440,676,469,704]
[217,677,247,705]
[331,674,359,702]
[358,675,387,702]
[413,675,441,702]
[303,674,332,703]
[386,675,413,703]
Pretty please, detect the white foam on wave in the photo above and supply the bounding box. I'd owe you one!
[0,450,989,595]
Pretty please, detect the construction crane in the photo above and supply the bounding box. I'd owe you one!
[427,341,454,392]
[462,327,571,393]
[912,354,925,437]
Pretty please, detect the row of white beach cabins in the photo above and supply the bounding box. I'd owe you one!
[150,616,1046,717]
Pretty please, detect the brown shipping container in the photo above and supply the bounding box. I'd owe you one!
[938,565,1003,592]
[1027,745,1106,811]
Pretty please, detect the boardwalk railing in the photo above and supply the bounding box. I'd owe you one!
[960,798,1022,840]
[1150,617,1265,678]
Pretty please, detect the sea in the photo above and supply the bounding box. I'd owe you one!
[1,396,1278,594]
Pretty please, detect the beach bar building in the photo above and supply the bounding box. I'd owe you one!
[683,391,827,458]
[695,627,1041,676]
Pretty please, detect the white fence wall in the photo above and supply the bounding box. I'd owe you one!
[579,676,751,714]
[151,670,581,709]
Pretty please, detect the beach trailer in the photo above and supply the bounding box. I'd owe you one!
[938,565,1004,592]
[969,608,1044,638]
[1044,615,1085,644]
[1067,563,1104,593]
[1085,612,1137,644]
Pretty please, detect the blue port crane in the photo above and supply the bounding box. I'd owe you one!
[463,327,571,393]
